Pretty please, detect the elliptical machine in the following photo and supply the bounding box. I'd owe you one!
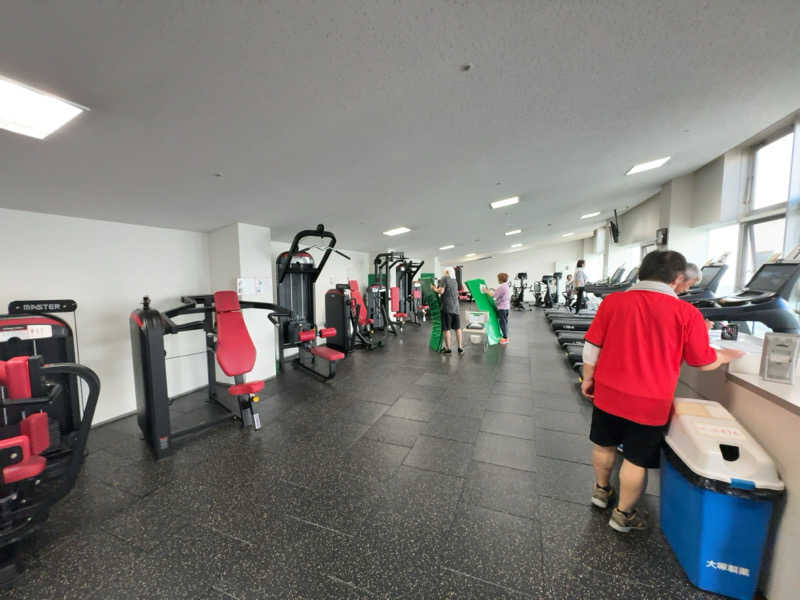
[276,225,349,379]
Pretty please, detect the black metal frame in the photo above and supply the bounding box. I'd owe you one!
[0,359,100,584]
[373,251,407,335]
[396,259,424,326]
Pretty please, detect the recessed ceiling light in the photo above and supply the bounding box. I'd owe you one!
[465,253,476,257]
[490,196,519,209]
[562,232,575,237]
[580,211,601,219]
[505,229,522,236]
[626,156,671,175]
[383,226,412,236]
[0,75,86,139]
[439,244,455,250]
[511,243,522,248]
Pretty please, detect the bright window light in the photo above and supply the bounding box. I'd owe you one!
[382,227,411,236]
[439,244,455,250]
[562,232,574,237]
[0,75,86,139]
[511,243,522,248]
[752,132,793,211]
[581,211,601,219]
[626,156,670,175]
[505,229,522,236]
[465,252,476,257]
[490,196,519,209]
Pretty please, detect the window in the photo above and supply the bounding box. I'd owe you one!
[751,132,794,211]
[706,224,740,297]
[742,217,786,285]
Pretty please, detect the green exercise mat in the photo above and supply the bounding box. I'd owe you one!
[465,279,502,345]
[421,277,442,351]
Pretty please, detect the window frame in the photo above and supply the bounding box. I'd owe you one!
[745,127,794,216]
[738,214,787,289]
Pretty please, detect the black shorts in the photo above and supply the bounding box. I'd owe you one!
[589,406,666,469]
[441,312,461,331]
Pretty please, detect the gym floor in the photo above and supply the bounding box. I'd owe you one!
[8,310,713,599]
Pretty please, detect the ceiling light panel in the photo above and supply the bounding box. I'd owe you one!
[490,196,519,209]
[626,156,670,175]
[581,211,601,219]
[505,229,522,236]
[383,227,412,236]
[0,75,86,139]
[439,244,455,250]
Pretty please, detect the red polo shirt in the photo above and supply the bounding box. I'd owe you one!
[584,284,717,426]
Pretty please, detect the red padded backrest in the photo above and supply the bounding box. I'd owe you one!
[390,287,399,312]
[349,280,368,326]
[413,289,421,299]
[319,327,336,338]
[214,290,241,312]
[0,357,32,400]
[20,413,50,455]
[214,291,256,377]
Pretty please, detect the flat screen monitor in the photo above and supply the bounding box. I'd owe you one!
[746,263,797,293]
[695,266,722,290]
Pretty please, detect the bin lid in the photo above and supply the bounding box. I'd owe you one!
[664,398,784,491]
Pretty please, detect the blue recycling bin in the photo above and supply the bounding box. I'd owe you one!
[660,399,784,600]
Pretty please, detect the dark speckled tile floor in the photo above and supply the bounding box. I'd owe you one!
[5,310,720,599]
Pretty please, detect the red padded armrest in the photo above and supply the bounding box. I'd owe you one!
[319,327,336,338]
[298,329,316,342]
[20,413,50,455]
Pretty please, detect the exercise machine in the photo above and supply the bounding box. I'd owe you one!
[455,265,472,303]
[0,328,99,585]
[276,225,348,378]
[130,292,287,459]
[396,259,425,326]
[371,251,407,335]
[679,263,728,303]
[511,273,533,311]
[696,261,800,333]
[324,281,382,353]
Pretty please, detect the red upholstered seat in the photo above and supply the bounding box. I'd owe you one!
[395,312,407,318]
[214,291,257,377]
[367,318,374,324]
[228,380,265,396]
[3,454,46,485]
[420,305,429,310]
[309,346,345,361]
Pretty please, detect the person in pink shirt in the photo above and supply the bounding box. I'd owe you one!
[485,273,511,344]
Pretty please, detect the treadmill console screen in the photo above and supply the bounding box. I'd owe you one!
[695,267,722,290]
[747,263,797,292]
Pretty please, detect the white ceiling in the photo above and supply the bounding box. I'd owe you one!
[1,1,799,260]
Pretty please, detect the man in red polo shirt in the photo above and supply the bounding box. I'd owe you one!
[581,250,743,532]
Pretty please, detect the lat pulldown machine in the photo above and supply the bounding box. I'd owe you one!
[396,259,425,326]
[276,225,349,380]
[370,251,406,335]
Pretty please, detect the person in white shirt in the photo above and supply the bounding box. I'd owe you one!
[574,259,588,313]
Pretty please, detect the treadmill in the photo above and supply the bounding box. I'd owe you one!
[549,268,640,332]
[679,264,728,303]
[559,260,800,350]
[696,261,800,333]
[544,266,625,319]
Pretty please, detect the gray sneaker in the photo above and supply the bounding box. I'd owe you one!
[609,508,649,533]
[591,485,615,509]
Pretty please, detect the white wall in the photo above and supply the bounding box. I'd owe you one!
[210,223,277,382]
[460,240,584,284]
[618,191,665,246]
[0,208,211,424]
